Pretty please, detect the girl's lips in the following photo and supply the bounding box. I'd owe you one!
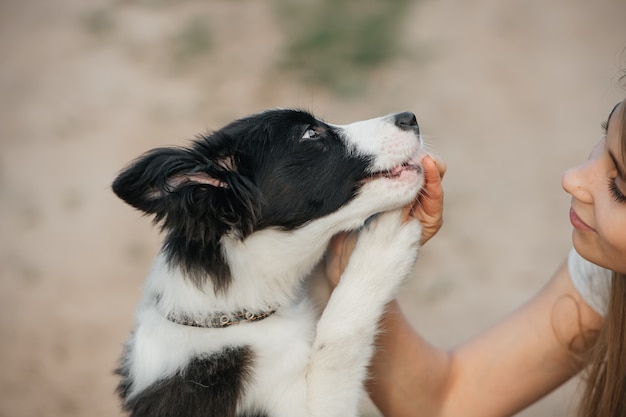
[569,207,595,232]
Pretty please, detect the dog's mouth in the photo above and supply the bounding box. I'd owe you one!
[361,154,423,183]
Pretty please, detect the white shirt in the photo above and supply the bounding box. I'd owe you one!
[567,248,612,317]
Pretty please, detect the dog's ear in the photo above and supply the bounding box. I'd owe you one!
[112,146,260,238]
[113,148,226,213]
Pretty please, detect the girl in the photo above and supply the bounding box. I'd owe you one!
[326,94,626,416]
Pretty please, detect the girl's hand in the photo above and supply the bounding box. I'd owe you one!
[325,230,359,288]
[405,153,446,245]
[325,154,446,287]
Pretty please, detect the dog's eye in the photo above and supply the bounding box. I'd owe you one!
[301,128,319,140]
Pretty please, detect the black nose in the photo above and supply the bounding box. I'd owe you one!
[393,112,419,134]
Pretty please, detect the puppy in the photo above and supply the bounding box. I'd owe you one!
[113,109,424,417]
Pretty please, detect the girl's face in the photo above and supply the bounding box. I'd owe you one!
[562,99,626,273]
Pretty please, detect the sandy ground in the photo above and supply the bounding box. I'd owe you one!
[1,1,625,416]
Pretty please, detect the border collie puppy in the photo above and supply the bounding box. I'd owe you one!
[113,109,425,417]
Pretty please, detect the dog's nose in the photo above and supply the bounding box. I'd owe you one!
[393,112,419,134]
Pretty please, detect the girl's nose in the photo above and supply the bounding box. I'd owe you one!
[561,163,594,204]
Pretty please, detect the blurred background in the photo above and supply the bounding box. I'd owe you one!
[1,0,625,416]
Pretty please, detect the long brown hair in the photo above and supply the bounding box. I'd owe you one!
[577,272,626,416]
[577,86,626,416]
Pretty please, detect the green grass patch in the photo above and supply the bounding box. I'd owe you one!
[275,0,413,95]
[171,17,213,64]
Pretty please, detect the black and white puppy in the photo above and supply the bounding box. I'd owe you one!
[113,109,425,417]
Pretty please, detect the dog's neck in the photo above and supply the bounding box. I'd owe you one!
[219,225,335,305]
[164,305,279,328]
[147,209,368,320]
[144,229,331,320]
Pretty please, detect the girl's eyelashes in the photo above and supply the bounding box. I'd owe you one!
[608,178,626,203]
[601,120,608,135]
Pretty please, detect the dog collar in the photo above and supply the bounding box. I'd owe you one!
[165,306,279,328]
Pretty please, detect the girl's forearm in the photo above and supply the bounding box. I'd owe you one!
[366,263,604,417]
[367,300,452,417]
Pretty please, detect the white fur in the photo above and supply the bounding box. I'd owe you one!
[123,113,424,417]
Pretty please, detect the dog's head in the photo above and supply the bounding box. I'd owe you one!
[113,109,423,289]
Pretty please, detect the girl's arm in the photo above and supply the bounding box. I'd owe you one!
[367,260,604,417]
[328,154,603,415]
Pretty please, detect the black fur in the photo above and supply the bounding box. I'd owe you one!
[112,109,423,417]
[117,346,260,417]
[112,109,369,291]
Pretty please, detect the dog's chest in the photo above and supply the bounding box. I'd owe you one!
[229,305,319,413]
